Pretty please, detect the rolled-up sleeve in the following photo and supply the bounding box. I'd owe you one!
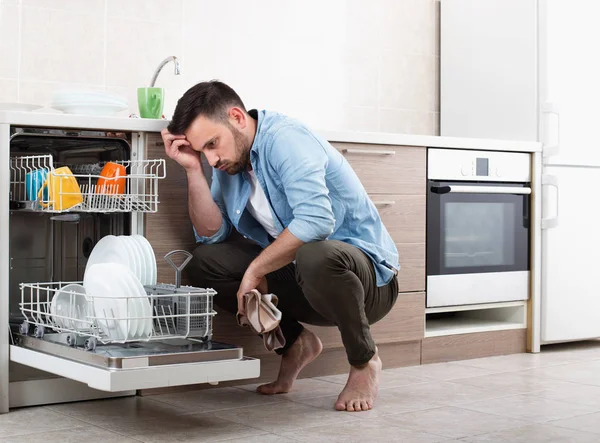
[270,126,335,243]
[193,172,232,244]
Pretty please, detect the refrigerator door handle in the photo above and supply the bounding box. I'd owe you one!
[541,102,561,158]
[541,174,559,229]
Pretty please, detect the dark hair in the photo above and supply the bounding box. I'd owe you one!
[167,80,246,134]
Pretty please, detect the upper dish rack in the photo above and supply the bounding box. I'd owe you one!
[9,154,166,213]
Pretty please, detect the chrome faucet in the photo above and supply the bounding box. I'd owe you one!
[149,56,181,87]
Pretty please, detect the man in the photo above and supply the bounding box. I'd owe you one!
[162,80,399,412]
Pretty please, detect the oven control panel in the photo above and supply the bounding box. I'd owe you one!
[428,148,531,182]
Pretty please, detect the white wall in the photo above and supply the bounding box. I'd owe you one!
[0,0,439,135]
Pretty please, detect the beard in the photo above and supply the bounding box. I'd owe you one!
[221,124,251,175]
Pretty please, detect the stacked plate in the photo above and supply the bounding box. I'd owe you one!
[83,263,152,341]
[85,235,157,286]
[50,90,128,116]
[81,235,157,340]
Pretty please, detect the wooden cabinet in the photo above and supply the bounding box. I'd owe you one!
[145,132,211,285]
[143,133,427,376]
[332,142,427,293]
[335,143,426,195]
[305,292,425,349]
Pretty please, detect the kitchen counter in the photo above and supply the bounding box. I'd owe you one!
[0,110,542,152]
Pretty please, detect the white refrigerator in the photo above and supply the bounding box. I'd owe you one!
[440,0,600,343]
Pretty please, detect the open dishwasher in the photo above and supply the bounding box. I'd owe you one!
[3,125,259,409]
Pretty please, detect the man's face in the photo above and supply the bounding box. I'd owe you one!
[185,112,250,175]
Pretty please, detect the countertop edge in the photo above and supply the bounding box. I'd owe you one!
[0,111,542,153]
[319,130,542,152]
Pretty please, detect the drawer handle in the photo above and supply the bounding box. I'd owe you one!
[373,200,396,207]
[342,148,396,156]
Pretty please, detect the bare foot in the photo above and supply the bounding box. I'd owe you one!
[335,350,382,412]
[257,328,323,395]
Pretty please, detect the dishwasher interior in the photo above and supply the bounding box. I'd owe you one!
[9,128,132,384]
[7,127,251,394]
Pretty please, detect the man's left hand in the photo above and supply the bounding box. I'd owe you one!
[237,270,267,315]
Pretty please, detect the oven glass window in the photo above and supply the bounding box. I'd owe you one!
[445,202,514,268]
[427,181,530,275]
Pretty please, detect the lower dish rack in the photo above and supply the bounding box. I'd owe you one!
[18,282,217,351]
[10,251,260,390]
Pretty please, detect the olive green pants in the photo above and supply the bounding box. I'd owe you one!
[186,236,398,366]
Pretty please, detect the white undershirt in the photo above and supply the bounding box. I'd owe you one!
[246,170,280,238]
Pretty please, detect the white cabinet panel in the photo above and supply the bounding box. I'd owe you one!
[440,0,538,141]
[541,0,600,166]
[541,166,600,342]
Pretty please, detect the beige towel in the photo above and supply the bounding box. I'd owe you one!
[236,289,286,352]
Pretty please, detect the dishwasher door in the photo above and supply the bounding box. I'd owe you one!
[10,334,259,392]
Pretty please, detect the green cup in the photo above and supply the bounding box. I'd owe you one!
[137,87,164,119]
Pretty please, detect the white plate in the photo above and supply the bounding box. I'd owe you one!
[51,103,127,116]
[121,236,142,283]
[50,284,88,330]
[84,263,137,341]
[85,235,134,279]
[125,235,147,284]
[0,102,43,112]
[132,238,148,285]
[52,89,127,104]
[118,268,140,338]
[121,267,152,338]
[132,235,157,285]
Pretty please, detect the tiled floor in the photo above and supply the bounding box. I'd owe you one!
[5,341,600,442]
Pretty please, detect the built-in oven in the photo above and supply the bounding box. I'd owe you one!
[426,148,531,308]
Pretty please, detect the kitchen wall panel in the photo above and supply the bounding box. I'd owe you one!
[0,0,439,135]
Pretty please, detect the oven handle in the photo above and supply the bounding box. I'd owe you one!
[430,185,532,195]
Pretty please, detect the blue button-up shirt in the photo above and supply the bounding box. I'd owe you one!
[194,109,399,287]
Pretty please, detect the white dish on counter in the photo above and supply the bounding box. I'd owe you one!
[51,103,127,117]
[0,102,43,112]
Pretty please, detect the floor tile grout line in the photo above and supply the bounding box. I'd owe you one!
[451,400,600,426]
[546,409,600,429]
[40,406,106,428]
[543,422,600,438]
[441,371,600,390]
[0,424,106,441]
[216,432,281,443]
[500,373,600,389]
[258,412,453,440]
[206,404,365,434]
[81,407,271,440]
[140,397,291,415]
[450,355,600,372]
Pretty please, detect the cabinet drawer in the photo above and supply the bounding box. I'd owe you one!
[397,242,425,293]
[304,292,425,349]
[332,142,426,195]
[372,195,425,244]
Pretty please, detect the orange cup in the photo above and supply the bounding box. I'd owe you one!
[96,162,126,194]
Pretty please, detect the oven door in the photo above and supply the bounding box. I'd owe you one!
[427,181,531,307]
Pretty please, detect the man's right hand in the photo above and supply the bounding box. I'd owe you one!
[161,127,202,173]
